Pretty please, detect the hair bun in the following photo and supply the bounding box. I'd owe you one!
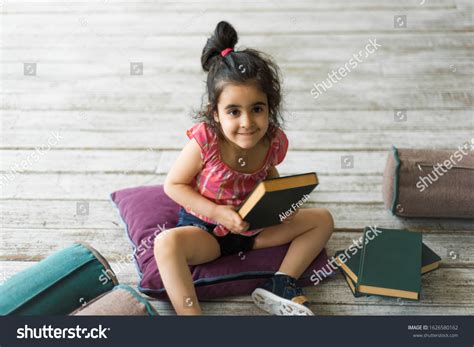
[201,21,239,72]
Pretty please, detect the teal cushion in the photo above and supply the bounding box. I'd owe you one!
[0,242,118,315]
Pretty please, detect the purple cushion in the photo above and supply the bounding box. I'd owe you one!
[110,185,333,300]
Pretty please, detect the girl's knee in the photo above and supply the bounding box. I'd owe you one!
[314,208,334,231]
[154,228,182,259]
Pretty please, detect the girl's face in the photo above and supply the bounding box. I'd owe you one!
[213,83,269,150]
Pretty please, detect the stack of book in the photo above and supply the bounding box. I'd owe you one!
[335,227,441,300]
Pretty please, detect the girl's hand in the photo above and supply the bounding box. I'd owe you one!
[213,205,249,234]
[283,208,299,223]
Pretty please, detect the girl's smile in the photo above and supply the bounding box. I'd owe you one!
[237,130,258,135]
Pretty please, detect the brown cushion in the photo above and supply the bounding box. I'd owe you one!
[382,145,474,218]
[71,285,158,316]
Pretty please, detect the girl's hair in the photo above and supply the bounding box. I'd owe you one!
[193,21,284,135]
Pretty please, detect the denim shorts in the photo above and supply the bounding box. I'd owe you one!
[175,207,256,256]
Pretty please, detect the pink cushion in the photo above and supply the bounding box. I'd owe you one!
[110,185,332,299]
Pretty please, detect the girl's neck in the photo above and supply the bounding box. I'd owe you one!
[217,131,270,172]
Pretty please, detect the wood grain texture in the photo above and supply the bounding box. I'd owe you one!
[0,0,472,316]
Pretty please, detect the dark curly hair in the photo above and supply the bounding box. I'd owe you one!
[193,21,284,137]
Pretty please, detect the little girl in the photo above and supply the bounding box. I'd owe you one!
[155,21,334,316]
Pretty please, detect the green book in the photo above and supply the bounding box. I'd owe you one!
[341,270,362,298]
[336,242,441,280]
[355,227,422,300]
[337,243,441,297]
[335,249,361,284]
[421,243,442,274]
[335,250,364,298]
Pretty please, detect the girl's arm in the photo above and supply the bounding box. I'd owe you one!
[164,138,219,220]
[266,166,280,179]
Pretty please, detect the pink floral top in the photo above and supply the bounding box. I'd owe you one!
[185,122,289,237]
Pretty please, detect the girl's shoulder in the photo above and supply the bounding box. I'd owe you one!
[268,124,289,166]
[186,122,214,142]
[186,122,219,161]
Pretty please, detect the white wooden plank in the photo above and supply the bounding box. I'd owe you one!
[4,148,471,183]
[0,173,384,202]
[2,110,472,133]
[148,301,474,316]
[205,269,474,306]
[454,0,473,9]
[4,59,469,78]
[2,10,471,36]
[1,128,471,150]
[1,200,472,231]
[2,90,471,113]
[0,150,403,175]
[3,68,473,95]
[1,0,457,14]
[2,34,472,66]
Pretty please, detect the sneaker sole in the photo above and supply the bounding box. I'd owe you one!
[251,288,314,316]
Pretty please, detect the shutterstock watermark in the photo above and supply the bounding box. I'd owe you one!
[99,222,168,285]
[17,324,110,339]
[310,225,383,285]
[416,138,474,192]
[310,38,382,99]
[0,131,63,188]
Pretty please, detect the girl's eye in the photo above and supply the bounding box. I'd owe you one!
[228,109,240,117]
[252,106,263,113]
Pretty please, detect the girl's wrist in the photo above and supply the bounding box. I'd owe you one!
[209,204,221,222]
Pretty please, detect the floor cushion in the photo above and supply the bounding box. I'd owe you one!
[71,284,158,316]
[110,185,333,300]
[383,146,474,218]
[0,242,118,315]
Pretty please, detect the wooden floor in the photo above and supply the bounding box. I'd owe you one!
[1,0,473,315]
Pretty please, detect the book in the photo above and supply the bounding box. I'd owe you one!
[421,243,442,274]
[335,249,361,284]
[337,243,441,297]
[336,242,441,282]
[341,270,362,298]
[355,227,422,300]
[335,250,363,297]
[236,172,318,230]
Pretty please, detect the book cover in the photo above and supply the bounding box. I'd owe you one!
[336,242,441,281]
[237,172,318,230]
[355,227,422,300]
[337,243,441,298]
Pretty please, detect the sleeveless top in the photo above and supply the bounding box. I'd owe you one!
[185,122,289,236]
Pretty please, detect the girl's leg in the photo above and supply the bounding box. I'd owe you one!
[154,226,220,315]
[253,208,334,279]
